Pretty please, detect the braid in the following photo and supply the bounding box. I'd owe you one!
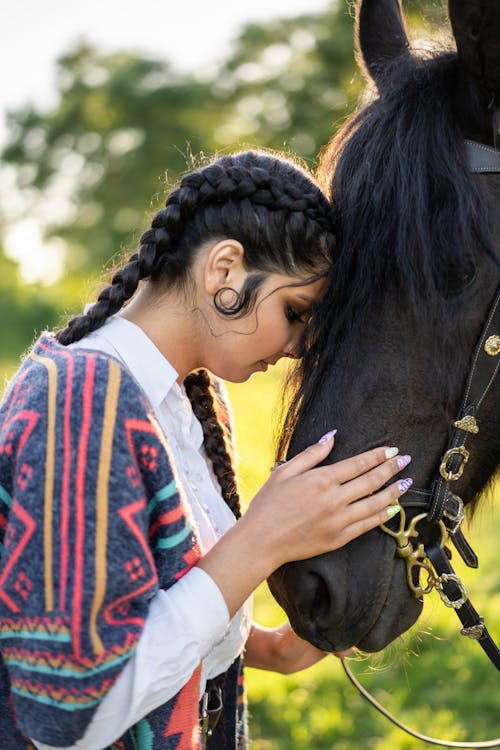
[56,197,185,345]
[180,161,334,231]
[184,369,241,519]
[56,149,335,344]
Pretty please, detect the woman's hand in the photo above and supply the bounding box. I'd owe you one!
[243,621,353,674]
[197,433,412,618]
[245,433,411,570]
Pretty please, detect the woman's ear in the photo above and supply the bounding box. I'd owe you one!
[203,239,246,295]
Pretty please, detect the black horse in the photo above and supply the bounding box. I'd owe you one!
[269,0,500,656]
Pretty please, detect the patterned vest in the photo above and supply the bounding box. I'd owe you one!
[0,334,247,749]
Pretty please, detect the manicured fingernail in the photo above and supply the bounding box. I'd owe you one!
[398,477,413,493]
[318,429,337,445]
[387,504,402,518]
[397,454,412,469]
[385,447,399,459]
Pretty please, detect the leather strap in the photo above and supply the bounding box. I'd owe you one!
[449,527,478,568]
[426,542,500,669]
[398,490,479,567]
[427,285,500,524]
[465,139,500,172]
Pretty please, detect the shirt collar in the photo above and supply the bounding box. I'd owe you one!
[96,316,179,409]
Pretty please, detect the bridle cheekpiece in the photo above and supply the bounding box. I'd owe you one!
[344,138,500,749]
[378,139,500,668]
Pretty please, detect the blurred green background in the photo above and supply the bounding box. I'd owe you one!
[1,0,498,747]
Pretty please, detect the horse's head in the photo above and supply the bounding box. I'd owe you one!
[268,0,500,653]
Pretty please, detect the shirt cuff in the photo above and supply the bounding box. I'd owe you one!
[154,565,230,657]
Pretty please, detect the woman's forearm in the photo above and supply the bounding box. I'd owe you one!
[196,512,276,619]
[243,622,329,674]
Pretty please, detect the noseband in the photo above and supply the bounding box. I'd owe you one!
[345,141,500,748]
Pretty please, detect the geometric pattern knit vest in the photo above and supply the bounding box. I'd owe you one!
[0,334,247,749]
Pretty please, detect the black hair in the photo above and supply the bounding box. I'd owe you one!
[278,51,500,460]
[56,149,336,514]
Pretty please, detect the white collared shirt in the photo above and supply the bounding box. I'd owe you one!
[33,316,252,750]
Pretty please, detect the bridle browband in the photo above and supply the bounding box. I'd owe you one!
[465,139,500,172]
[346,140,500,748]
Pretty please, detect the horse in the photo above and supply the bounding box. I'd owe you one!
[268,0,500,664]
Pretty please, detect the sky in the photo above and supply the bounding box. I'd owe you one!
[2,0,328,133]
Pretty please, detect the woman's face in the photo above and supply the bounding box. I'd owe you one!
[201,272,326,383]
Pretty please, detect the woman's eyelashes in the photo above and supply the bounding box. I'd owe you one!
[286,305,308,324]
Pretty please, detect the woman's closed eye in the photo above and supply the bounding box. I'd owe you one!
[286,305,308,324]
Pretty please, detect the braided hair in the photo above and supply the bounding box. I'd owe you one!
[56,150,335,516]
[184,369,241,517]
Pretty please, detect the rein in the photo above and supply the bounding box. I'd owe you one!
[346,140,500,747]
[341,658,500,748]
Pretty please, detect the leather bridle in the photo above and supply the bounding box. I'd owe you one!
[345,139,500,747]
[380,280,500,667]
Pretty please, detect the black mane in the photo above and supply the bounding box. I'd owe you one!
[282,50,500,443]
[270,0,500,662]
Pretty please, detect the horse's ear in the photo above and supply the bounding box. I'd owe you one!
[355,0,411,87]
[449,0,500,95]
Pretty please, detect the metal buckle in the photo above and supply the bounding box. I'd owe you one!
[201,685,223,746]
[435,573,468,609]
[439,446,470,481]
[380,509,445,599]
[461,618,485,640]
[442,494,465,534]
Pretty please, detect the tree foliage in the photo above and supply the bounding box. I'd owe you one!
[2,44,222,273]
[211,4,363,159]
[1,1,366,278]
[0,0,449,357]
[0,249,61,358]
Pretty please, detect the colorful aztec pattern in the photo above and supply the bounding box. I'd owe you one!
[0,334,247,749]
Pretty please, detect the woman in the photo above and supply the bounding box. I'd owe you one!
[0,150,410,750]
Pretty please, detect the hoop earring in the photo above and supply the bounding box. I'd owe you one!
[213,286,244,316]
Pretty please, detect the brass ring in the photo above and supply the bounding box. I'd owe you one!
[439,446,470,481]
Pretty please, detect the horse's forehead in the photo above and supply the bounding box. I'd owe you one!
[449,0,500,91]
[449,0,500,30]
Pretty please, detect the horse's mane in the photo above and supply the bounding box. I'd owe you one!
[280,50,499,454]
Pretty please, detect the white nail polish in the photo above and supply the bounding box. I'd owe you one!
[385,447,399,459]
[318,429,337,445]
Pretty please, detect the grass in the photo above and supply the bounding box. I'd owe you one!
[1,357,498,749]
